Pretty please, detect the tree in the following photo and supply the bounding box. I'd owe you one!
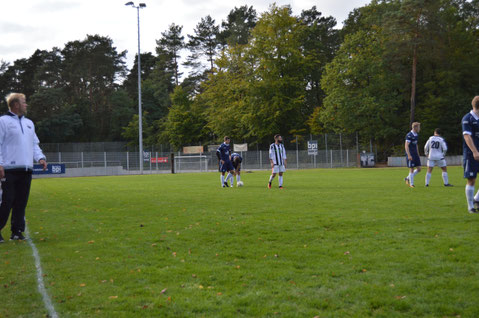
[300,6,340,117]
[186,15,220,72]
[163,86,207,150]
[319,29,404,143]
[61,34,127,140]
[198,46,251,142]
[218,6,257,46]
[244,5,308,142]
[157,24,184,86]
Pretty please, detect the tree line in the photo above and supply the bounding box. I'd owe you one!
[0,1,478,156]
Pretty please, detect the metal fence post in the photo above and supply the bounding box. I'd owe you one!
[296,140,299,169]
[156,152,158,171]
[178,151,181,173]
[340,133,343,166]
[81,152,84,168]
[149,152,152,171]
[104,152,107,173]
[324,134,328,165]
[260,150,262,169]
[58,152,62,163]
[127,151,129,171]
[330,150,333,168]
[347,149,349,167]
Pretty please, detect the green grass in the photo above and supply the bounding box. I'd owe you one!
[1,167,479,317]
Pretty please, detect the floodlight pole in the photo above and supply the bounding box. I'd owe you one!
[126,2,146,174]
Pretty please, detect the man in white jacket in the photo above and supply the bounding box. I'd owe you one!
[424,128,453,187]
[0,93,47,242]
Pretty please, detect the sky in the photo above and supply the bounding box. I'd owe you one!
[0,0,371,69]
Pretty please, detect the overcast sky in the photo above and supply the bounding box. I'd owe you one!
[1,0,370,68]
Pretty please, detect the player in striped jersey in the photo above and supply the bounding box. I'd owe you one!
[268,134,287,189]
[424,128,453,187]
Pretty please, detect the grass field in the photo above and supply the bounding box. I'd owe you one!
[1,167,479,317]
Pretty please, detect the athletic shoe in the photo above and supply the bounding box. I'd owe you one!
[268,182,272,189]
[0,233,4,243]
[444,184,454,187]
[10,232,26,240]
[279,186,283,189]
[404,177,409,185]
[409,184,415,188]
[425,184,429,187]
[223,182,229,188]
[469,208,479,214]
[230,183,234,188]
[474,200,479,210]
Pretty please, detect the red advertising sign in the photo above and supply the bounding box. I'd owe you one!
[151,157,169,163]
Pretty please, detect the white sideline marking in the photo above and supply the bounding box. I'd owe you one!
[25,226,59,318]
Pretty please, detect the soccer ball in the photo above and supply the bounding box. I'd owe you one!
[237,181,244,187]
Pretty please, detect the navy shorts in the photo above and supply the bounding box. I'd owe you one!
[463,155,479,179]
[406,154,421,168]
[220,160,234,172]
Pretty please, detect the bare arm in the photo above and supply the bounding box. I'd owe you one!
[464,134,479,161]
[405,141,412,160]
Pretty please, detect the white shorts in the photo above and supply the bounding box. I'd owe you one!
[427,159,446,168]
[272,165,286,174]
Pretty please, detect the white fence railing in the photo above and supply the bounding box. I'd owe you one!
[35,149,359,178]
[387,156,462,167]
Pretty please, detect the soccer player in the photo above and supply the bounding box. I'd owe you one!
[216,136,235,188]
[231,152,242,185]
[424,128,453,187]
[268,134,287,189]
[462,96,479,213]
[404,122,421,188]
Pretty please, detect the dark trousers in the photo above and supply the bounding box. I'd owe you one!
[0,170,32,233]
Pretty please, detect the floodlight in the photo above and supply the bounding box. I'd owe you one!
[125,2,134,6]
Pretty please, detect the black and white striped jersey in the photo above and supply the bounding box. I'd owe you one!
[269,143,287,166]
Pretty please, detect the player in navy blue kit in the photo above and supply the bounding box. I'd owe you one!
[404,122,422,188]
[462,96,479,213]
[231,152,242,185]
[216,136,235,187]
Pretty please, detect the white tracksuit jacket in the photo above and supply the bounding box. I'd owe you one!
[0,112,45,171]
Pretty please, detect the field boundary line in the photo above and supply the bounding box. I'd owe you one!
[25,226,59,318]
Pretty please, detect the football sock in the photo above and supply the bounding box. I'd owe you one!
[412,169,419,177]
[236,175,241,183]
[425,172,431,185]
[279,176,283,186]
[408,172,414,185]
[466,185,475,210]
[269,175,274,183]
[221,175,225,185]
[226,173,232,183]
[442,172,449,185]
[474,189,479,202]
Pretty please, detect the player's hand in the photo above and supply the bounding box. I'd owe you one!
[0,166,4,179]
[473,152,479,162]
[39,159,47,170]
[220,160,225,165]
[407,155,412,161]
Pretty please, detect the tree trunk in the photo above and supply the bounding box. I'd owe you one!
[410,43,417,126]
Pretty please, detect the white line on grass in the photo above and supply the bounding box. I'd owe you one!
[25,226,59,318]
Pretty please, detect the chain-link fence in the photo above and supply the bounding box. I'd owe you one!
[38,134,369,177]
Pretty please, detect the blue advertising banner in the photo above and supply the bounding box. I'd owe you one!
[33,164,66,175]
